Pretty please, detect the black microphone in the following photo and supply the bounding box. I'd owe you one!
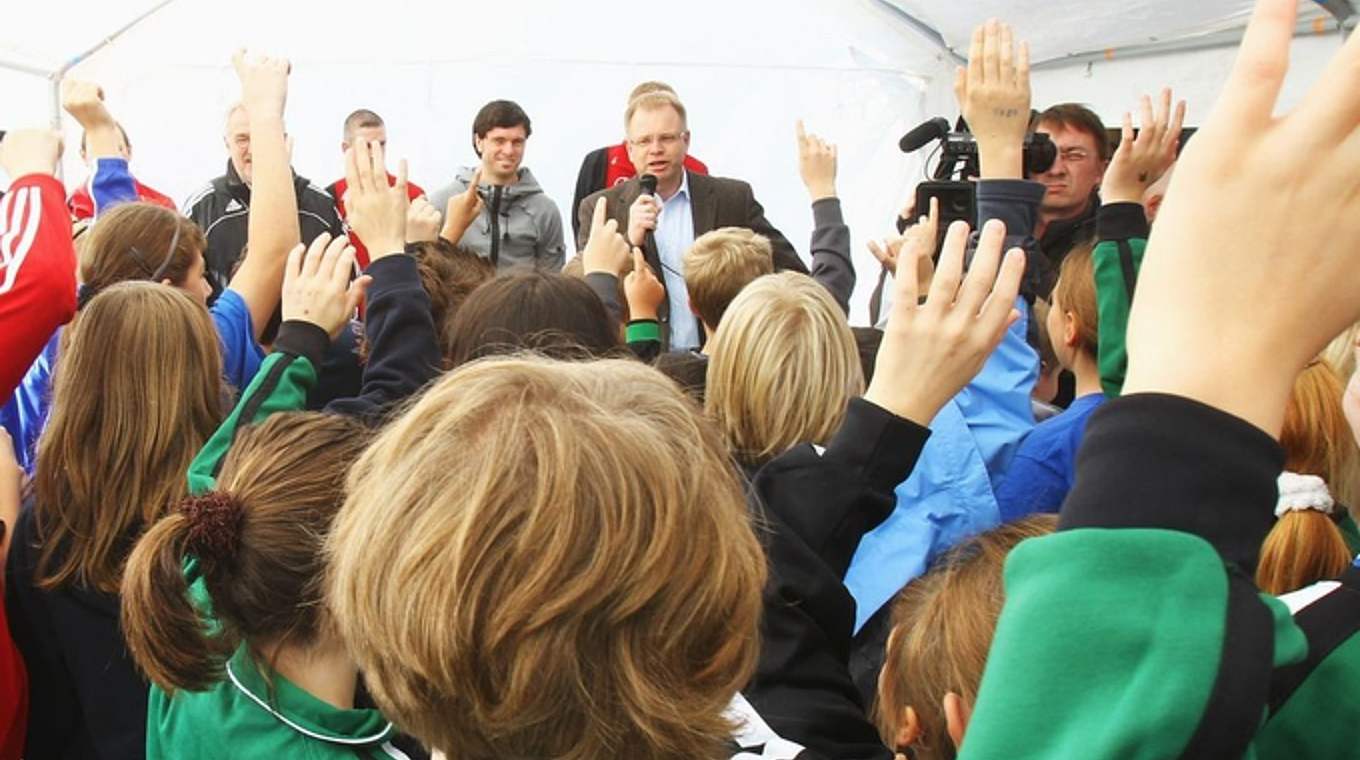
[898,117,950,153]
[638,174,659,253]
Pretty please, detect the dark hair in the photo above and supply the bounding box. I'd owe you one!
[1038,103,1111,161]
[81,122,131,154]
[365,240,495,365]
[343,109,385,142]
[471,100,532,155]
[447,271,621,366]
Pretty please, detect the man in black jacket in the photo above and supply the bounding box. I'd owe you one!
[184,103,342,298]
[1031,103,1109,296]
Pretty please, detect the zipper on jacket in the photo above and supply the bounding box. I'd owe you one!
[489,186,504,267]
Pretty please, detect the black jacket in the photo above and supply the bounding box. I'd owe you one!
[1035,190,1100,297]
[742,399,931,760]
[5,505,146,760]
[184,160,342,297]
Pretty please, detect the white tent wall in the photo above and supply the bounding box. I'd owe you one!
[0,70,52,130]
[1029,30,1346,129]
[4,0,957,325]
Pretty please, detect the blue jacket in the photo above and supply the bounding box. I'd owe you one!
[844,179,1043,631]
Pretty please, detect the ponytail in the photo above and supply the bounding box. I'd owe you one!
[120,496,242,693]
[1256,472,1352,595]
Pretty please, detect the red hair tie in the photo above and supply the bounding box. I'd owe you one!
[179,492,245,561]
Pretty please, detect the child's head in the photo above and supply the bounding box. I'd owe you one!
[1256,359,1357,594]
[327,356,766,759]
[705,271,863,467]
[446,271,622,366]
[877,515,1057,760]
[80,202,212,304]
[1046,244,1098,371]
[121,412,370,692]
[35,282,225,593]
[682,227,774,331]
[361,240,494,366]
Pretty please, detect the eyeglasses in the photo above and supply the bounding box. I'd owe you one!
[628,132,686,150]
[130,220,183,283]
[1057,148,1092,163]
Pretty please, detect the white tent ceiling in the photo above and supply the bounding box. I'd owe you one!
[1,0,1351,323]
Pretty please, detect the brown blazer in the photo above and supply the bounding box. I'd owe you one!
[576,173,808,346]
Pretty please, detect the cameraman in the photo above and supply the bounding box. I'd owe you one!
[1033,103,1110,295]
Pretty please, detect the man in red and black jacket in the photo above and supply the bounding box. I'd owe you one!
[326,109,424,269]
[570,81,709,245]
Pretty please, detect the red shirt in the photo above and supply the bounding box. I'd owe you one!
[604,143,709,188]
[0,175,78,401]
[68,176,175,221]
[328,174,426,269]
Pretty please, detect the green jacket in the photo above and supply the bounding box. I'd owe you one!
[1091,202,1147,398]
[147,644,406,759]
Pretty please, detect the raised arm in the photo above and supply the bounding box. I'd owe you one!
[796,120,855,313]
[1093,88,1185,397]
[0,130,76,400]
[61,81,137,216]
[224,51,299,341]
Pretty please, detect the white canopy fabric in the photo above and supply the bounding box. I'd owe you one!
[1,0,1351,322]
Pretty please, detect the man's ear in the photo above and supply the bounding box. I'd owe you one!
[943,692,972,752]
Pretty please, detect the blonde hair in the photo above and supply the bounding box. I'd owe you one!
[327,356,765,759]
[628,81,676,103]
[683,227,774,329]
[1051,243,1098,359]
[1257,359,1357,595]
[34,282,225,593]
[625,91,688,131]
[705,272,864,467]
[876,515,1057,760]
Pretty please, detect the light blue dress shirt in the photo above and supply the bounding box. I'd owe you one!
[654,171,699,349]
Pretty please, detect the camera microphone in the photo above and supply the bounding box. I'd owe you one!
[898,117,951,153]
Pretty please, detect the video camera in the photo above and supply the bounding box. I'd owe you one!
[896,116,1057,242]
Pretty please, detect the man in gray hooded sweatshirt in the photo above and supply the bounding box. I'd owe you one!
[429,100,566,272]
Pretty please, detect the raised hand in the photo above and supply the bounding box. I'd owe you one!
[406,196,442,244]
[1103,89,1186,204]
[870,197,939,277]
[60,80,115,130]
[441,168,484,245]
[796,120,837,201]
[232,49,289,119]
[583,197,634,276]
[0,130,62,180]
[625,249,666,321]
[345,139,409,261]
[865,218,1025,426]
[281,233,370,338]
[955,19,1031,179]
[1123,0,1360,436]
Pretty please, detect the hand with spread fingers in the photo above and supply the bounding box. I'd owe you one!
[406,196,442,244]
[955,19,1031,179]
[441,168,484,245]
[583,197,634,277]
[344,139,410,261]
[865,217,1025,427]
[281,233,371,338]
[796,120,838,202]
[870,197,940,282]
[625,249,666,322]
[1123,0,1360,436]
[1103,88,1187,204]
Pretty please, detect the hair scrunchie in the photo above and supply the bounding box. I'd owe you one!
[180,492,246,561]
[1275,472,1335,518]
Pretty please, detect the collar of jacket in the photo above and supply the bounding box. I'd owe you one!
[224,645,394,747]
[224,159,312,208]
[1040,189,1101,250]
